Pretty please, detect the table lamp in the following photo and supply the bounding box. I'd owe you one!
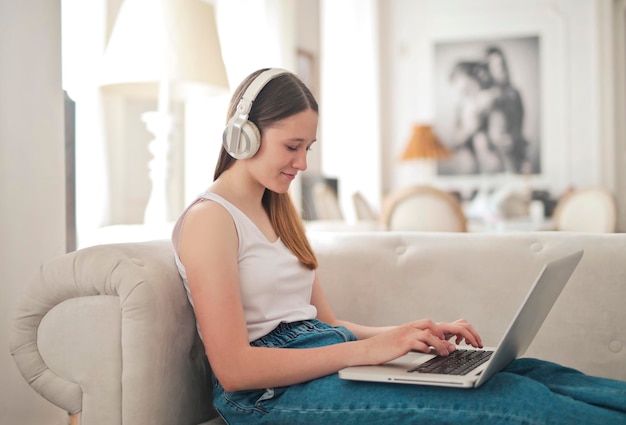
[400,124,450,182]
[100,0,229,224]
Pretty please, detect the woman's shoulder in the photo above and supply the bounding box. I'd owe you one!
[177,197,238,256]
[184,196,234,229]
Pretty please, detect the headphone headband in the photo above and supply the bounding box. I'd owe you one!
[237,68,287,115]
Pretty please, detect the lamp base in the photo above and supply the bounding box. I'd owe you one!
[142,110,174,225]
[400,159,438,186]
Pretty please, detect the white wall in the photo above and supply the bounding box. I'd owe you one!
[0,1,68,424]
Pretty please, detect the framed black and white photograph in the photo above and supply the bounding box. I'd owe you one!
[433,36,541,176]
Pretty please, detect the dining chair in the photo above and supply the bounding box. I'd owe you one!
[351,191,379,221]
[381,185,467,232]
[552,187,617,233]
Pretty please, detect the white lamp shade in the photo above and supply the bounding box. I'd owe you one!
[100,0,229,99]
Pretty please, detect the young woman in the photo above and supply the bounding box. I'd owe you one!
[172,68,626,424]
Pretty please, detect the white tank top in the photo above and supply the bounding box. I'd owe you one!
[171,191,317,342]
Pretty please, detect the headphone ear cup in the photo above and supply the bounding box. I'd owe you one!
[222,120,261,160]
[238,121,261,159]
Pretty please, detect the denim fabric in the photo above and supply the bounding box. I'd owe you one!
[212,320,626,425]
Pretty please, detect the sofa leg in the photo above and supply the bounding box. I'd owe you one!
[69,413,80,425]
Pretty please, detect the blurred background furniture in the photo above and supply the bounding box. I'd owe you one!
[300,174,340,220]
[312,182,344,221]
[382,185,467,232]
[463,182,555,233]
[552,187,617,233]
[351,191,379,221]
[302,177,385,232]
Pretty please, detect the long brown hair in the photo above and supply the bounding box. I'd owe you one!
[214,69,318,270]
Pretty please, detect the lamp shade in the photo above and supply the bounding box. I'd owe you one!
[400,125,451,161]
[100,0,229,100]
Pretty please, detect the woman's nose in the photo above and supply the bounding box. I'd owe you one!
[293,149,308,171]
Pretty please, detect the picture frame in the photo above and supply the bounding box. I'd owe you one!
[433,36,541,177]
[413,8,569,191]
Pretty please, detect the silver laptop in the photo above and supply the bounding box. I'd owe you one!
[339,250,584,389]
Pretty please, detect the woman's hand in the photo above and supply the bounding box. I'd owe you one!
[436,318,483,349]
[358,318,483,366]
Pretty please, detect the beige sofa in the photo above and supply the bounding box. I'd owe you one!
[10,232,626,425]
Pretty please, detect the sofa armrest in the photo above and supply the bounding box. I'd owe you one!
[11,240,215,425]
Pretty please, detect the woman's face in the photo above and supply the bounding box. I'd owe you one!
[452,72,479,97]
[248,108,318,194]
[488,53,507,83]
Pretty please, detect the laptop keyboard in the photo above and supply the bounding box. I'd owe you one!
[408,349,493,376]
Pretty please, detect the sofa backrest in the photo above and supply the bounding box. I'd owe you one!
[308,231,626,382]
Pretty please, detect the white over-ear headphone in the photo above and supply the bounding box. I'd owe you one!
[222,68,288,159]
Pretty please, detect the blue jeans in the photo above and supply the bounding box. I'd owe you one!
[212,320,626,424]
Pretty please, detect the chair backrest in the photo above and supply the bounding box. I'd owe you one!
[552,187,617,233]
[312,182,344,220]
[382,185,467,232]
[351,191,379,221]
